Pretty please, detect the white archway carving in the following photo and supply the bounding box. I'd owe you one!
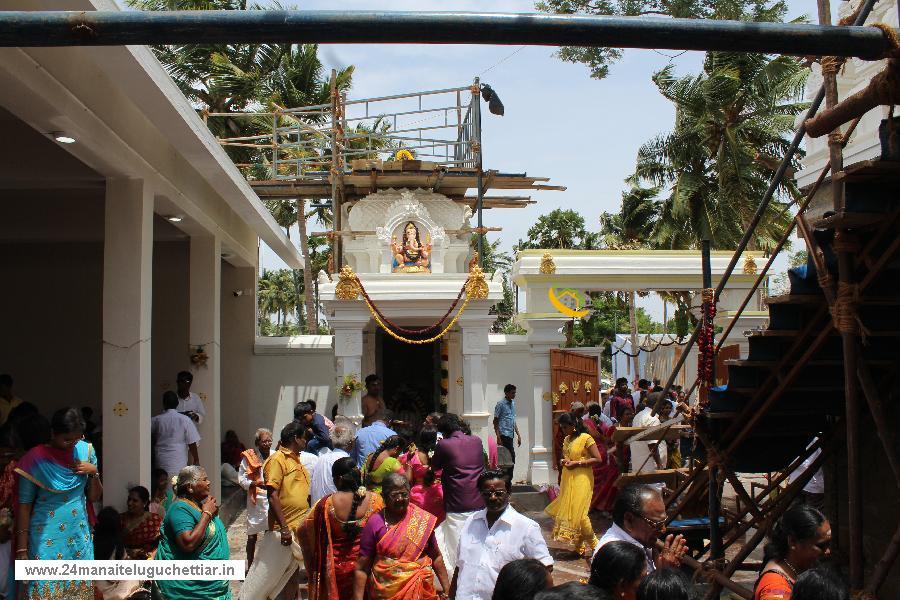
[375,190,448,273]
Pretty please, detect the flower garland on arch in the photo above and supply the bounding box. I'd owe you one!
[333,264,490,344]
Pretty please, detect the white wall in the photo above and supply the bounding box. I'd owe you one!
[245,337,337,445]
[486,335,533,482]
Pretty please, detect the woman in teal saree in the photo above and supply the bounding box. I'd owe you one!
[153,466,231,600]
[15,407,102,600]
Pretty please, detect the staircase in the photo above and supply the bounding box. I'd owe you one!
[704,160,900,473]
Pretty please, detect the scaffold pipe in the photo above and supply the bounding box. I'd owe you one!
[0,10,891,58]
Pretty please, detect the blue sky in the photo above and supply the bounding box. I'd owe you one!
[259,0,814,319]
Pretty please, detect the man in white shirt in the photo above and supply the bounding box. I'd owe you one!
[151,391,200,478]
[629,396,671,473]
[175,370,206,426]
[310,420,355,505]
[592,484,686,573]
[450,470,553,600]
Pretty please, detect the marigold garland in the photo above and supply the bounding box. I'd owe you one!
[697,287,717,398]
[364,294,471,345]
[335,262,489,344]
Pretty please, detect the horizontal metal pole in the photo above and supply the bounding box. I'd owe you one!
[0,10,889,58]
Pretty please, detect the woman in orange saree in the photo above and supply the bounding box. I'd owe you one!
[299,457,384,600]
[353,473,450,600]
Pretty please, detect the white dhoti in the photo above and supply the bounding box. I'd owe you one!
[238,531,304,600]
[436,510,477,575]
[246,492,269,536]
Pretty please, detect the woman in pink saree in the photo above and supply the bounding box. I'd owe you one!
[400,428,445,524]
[585,403,620,513]
[353,473,450,600]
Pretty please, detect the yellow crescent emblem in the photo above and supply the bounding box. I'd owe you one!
[548,287,589,318]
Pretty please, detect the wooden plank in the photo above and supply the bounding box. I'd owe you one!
[612,425,691,442]
[616,468,686,488]
[812,211,886,230]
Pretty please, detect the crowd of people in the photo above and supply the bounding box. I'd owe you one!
[0,370,852,600]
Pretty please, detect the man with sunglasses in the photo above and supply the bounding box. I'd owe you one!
[450,470,553,600]
[592,484,686,572]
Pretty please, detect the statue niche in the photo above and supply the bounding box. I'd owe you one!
[391,221,432,273]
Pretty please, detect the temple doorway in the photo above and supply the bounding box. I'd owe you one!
[377,331,440,429]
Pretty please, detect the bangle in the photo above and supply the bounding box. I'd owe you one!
[16,529,28,535]
[201,510,213,518]
[15,549,27,555]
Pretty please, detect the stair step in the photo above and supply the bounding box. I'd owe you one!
[834,159,900,184]
[750,329,900,338]
[764,294,900,306]
[765,294,822,305]
[724,358,894,368]
[812,211,886,230]
[728,385,844,394]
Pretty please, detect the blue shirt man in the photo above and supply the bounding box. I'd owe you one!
[493,384,521,465]
[353,417,397,467]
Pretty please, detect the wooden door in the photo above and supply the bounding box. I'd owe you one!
[550,349,599,465]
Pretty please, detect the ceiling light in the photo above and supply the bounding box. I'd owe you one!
[166,215,183,223]
[52,132,76,144]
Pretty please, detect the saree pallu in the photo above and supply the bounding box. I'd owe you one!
[545,433,599,556]
[17,441,96,600]
[299,493,384,600]
[121,512,162,556]
[370,505,439,600]
[153,499,231,600]
[585,418,619,512]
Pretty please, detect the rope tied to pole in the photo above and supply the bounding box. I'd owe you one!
[806,23,900,137]
[820,55,847,76]
[830,281,871,339]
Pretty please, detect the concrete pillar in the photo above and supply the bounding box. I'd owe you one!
[461,320,492,439]
[524,317,567,485]
[332,312,369,424]
[190,235,221,501]
[102,178,153,509]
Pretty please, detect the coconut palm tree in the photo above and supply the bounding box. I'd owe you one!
[632,50,807,251]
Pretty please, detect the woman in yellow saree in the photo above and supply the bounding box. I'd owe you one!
[353,473,450,600]
[545,412,604,557]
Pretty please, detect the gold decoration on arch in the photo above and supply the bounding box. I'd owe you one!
[335,265,361,300]
[584,380,593,394]
[572,380,581,393]
[466,264,489,300]
[552,392,560,406]
[558,382,568,395]
[743,254,758,275]
[539,253,556,274]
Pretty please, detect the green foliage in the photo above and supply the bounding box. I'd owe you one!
[515,208,599,251]
[573,292,666,371]
[789,249,808,267]
[537,0,798,80]
[129,0,354,176]
[258,269,302,334]
[472,236,517,332]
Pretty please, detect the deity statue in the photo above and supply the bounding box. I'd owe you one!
[391,221,431,273]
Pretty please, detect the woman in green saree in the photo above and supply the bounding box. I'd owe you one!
[153,466,231,600]
[361,436,406,494]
